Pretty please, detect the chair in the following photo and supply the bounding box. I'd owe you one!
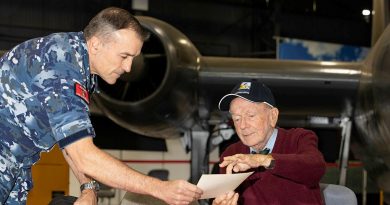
[48,196,77,205]
[320,183,357,205]
[120,193,200,205]
[97,182,116,205]
[147,169,169,181]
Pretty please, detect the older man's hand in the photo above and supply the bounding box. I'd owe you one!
[212,191,238,205]
[219,154,274,174]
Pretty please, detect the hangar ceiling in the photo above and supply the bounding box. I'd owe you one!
[0,0,372,58]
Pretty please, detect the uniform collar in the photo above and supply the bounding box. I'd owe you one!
[89,74,100,94]
[79,31,99,94]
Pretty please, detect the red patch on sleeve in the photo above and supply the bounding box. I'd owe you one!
[75,82,89,104]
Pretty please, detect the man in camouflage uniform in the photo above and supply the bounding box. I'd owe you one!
[0,7,202,205]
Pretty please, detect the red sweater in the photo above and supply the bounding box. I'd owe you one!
[220,128,326,205]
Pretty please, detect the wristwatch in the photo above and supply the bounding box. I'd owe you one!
[266,159,275,169]
[80,180,100,192]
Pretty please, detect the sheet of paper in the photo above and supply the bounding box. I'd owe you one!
[196,172,254,199]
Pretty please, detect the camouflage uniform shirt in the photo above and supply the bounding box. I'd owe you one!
[0,32,96,203]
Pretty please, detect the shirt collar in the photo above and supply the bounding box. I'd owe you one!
[79,31,99,94]
[89,74,100,94]
[250,128,278,154]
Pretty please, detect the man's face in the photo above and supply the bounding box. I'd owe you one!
[89,28,143,84]
[229,97,278,150]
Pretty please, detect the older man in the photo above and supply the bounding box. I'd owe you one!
[214,80,326,205]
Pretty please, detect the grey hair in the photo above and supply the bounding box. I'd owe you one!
[83,7,150,42]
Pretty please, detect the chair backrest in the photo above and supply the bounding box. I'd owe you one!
[120,192,200,205]
[97,182,116,198]
[320,183,358,205]
[147,169,169,181]
[48,196,77,205]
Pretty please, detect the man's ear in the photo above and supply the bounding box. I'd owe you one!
[87,36,101,55]
[270,108,279,127]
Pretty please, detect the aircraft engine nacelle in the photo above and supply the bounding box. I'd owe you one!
[354,25,390,194]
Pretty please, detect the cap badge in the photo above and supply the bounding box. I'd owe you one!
[236,82,251,94]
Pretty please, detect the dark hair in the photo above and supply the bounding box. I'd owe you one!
[83,7,150,41]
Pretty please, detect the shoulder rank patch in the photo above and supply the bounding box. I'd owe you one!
[75,82,89,104]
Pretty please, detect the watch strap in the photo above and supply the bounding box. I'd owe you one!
[80,180,100,192]
[266,159,275,169]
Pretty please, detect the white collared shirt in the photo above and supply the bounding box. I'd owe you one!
[250,128,278,154]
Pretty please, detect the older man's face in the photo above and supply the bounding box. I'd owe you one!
[229,97,278,150]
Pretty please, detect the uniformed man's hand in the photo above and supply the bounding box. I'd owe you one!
[156,180,203,205]
[212,191,238,205]
[74,189,97,205]
[219,154,274,174]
